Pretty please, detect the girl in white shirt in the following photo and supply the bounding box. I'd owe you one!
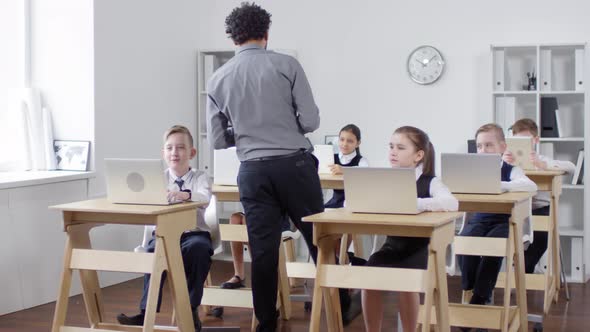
[325,124,369,208]
[362,126,458,332]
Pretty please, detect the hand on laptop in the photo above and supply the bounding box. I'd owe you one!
[328,164,343,175]
[167,190,190,202]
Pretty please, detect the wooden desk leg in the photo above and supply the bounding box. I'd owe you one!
[323,238,342,332]
[352,234,364,260]
[75,227,105,327]
[552,194,561,302]
[512,201,529,332]
[310,235,342,332]
[310,236,328,332]
[161,235,194,332]
[143,237,167,332]
[278,241,291,320]
[502,229,515,332]
[51,223,99,332]
[339,234,349,265]
[422,252,435,332]
[432,246,450,332]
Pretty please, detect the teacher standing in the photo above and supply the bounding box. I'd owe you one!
[206,3,324,331]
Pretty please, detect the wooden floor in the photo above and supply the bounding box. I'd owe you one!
[1,260,589,331]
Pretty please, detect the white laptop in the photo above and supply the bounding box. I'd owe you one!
[105,158,181,205]
[213,147,240,186]
[441,153,506,194]
[343,167,420,214]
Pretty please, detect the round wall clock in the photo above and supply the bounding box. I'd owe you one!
[407,45,445,85]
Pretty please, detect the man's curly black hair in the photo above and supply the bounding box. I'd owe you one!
[225,2,272,45]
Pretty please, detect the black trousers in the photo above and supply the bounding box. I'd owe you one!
[458,219,509,301]
[238,151,324,332]
[139,231,212,311]
[524,206,550,273]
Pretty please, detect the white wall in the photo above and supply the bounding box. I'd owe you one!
[30,0,94,162]
[193,0,590,170]
[0,0,25,169]
[93,0,201,196]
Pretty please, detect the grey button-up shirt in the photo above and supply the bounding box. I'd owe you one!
[206,43,320,161]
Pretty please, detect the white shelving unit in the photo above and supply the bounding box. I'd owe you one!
[491,43,589,282]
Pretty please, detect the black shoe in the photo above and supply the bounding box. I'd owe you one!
[347,252,367,266]
[469,293,487,305]
[341,291,362,326]
[220,275,245,289]
[193,308,202,332]
[116,312,144,326]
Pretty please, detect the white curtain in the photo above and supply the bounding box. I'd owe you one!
[20,88,56,171]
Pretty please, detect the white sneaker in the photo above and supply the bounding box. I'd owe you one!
[282,229,301,241]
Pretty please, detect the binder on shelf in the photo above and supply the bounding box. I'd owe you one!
[555,109,564,138]
[575,48,584,92]
[539,142,554,160]
[540,49,552,91]
[540,97,559,137]
[495,96,515,134]
[572,150,584,185]
[493,49,505,91]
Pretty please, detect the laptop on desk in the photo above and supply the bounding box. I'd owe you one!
[105,158,182,205]
[214,147,240,186]
[343,167,420,214]
[441,153,507,194]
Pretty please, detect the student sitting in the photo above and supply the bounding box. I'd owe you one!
[325,124,369,208]
[116,125,213,332]
[362,126,458,332]
[505,118,575,273]
[459,123,537,311]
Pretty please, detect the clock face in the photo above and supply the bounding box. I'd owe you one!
[407,46,445,85]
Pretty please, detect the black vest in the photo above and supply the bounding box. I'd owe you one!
[324,152,363,208]
[383,174,435,254]
[470,162,514,223]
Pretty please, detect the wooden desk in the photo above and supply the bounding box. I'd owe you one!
[515,170,563,322]
[304,209,462,332]
[443,192,534,332]
[50,199,205,332]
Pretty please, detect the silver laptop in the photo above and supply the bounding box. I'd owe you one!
[214,147,240,186]
[105,158,181,205]
[343,167,420,214]
[441,153,506,194]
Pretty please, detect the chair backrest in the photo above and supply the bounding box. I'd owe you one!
[205,195,222,254]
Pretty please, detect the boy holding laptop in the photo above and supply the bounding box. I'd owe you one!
[459,123,537,311]
[117,125,212,332]
[505,118,575,273]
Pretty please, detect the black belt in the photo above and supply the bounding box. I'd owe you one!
[246,149,307,162]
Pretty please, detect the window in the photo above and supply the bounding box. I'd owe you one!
[0,0,26,170]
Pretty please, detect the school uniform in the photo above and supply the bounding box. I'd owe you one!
[525,155,576,273]
[139,168,213,312]
[367,165,458,269]
[324,151,369,208]
[459,162,537,303]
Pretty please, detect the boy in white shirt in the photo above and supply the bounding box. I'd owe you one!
[459,123,537,314]
[117,125,212,332]
[504,118,575,273]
